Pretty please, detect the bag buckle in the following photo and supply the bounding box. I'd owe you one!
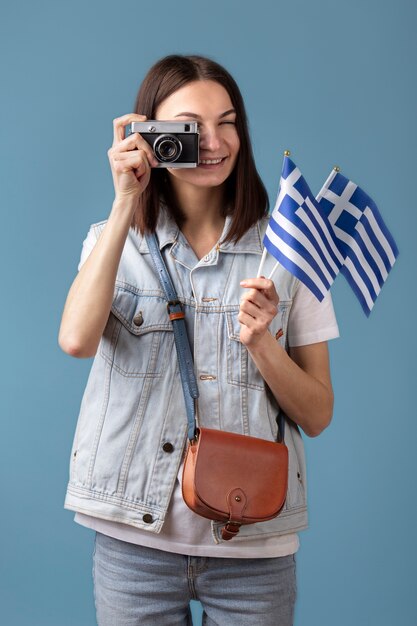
[222,521,242,541]
[167,299,185,321]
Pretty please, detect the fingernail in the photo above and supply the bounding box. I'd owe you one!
[240,281,248,286]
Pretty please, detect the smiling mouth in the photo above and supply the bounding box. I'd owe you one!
[198,157,226,165]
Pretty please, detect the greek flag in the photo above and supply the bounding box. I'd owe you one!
[317,169,399,316]
[263,155,345,302]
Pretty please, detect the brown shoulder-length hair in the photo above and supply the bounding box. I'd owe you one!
[132,54,269,243]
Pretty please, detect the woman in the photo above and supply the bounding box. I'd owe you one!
[59,54,339,625]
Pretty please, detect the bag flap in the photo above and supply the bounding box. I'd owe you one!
[193,428,288,519]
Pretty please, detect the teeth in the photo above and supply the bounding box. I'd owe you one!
[199,158,223,165]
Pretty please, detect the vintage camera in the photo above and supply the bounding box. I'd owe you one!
[126,121,199,168]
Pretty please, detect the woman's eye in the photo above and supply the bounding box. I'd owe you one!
[220,120,236,125]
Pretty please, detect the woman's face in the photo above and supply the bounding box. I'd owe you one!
[155,80,240,190]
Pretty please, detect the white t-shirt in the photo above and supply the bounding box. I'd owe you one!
[74,270,339,558]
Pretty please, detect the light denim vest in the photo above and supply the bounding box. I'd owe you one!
[64,208,308,543]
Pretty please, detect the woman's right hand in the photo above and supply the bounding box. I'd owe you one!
[108,114,159,203]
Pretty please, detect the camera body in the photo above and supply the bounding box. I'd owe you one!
[126,121,199,168]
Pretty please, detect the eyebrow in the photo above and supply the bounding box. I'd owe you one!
[174,108,236,120]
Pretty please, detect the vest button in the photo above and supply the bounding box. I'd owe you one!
[142,514,153,524]
[133,312,143,326]
[162,442,174,453]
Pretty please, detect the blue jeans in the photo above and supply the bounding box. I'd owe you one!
[93,532,297,625]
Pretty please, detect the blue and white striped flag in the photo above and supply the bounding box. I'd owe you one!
[317,169,399,316]
[263,155,345,302]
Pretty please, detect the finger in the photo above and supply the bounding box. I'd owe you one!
[240,296,277,320]
[112,114,147,146]
[110,142,152,172]
[111,133,158,168]
[113,151,150,177]
[240,277,279,305]
[112,143,154,168]
[111,149,150,167]
[240,299,259,319]
[241,288,273,310]
[238,310,256,328]
[240,277,274,291]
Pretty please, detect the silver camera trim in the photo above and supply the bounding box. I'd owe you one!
[130,121,199,134]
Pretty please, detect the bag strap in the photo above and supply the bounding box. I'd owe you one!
[145,232,285,444]
[145,232,199,441]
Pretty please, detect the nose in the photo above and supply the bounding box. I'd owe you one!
[199,125,222,152]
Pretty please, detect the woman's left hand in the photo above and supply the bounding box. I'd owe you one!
[238,277,279,348]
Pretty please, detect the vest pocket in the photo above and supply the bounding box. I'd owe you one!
[225,310,265,390]
[100,287,173,377]
[225,301,292,391]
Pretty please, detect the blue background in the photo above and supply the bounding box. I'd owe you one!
[1,0,415,624]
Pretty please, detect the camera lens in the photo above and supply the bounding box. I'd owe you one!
[159,141,177,159]
[153,134,182,163]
